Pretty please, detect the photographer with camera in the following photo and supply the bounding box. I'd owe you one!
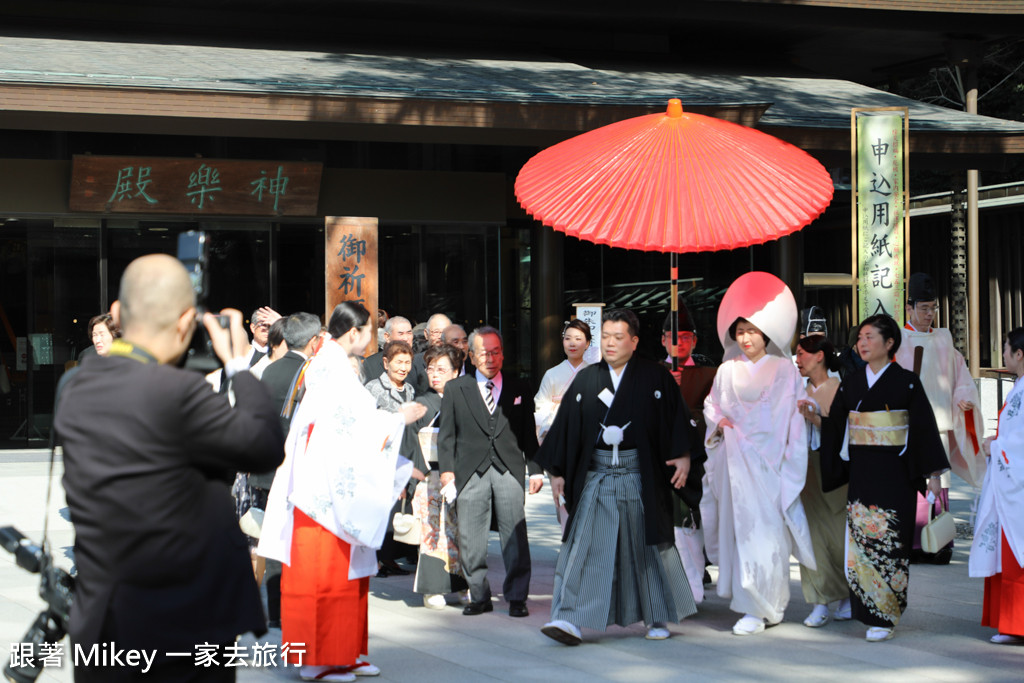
[54,254,285,682]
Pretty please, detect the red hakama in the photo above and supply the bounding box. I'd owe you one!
[281,508,369,666]
[982,532,1024,637]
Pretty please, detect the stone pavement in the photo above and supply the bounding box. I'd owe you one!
[1,449,1021,683]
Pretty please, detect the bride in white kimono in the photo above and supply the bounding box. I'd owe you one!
[701,272,815,636]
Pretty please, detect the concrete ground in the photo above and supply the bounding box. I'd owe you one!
[1,448,1021,683]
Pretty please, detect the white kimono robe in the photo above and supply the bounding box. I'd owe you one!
[534,359,588,443]
[894,326,985,487]
[259,340,411,579]
[702,353,815,622]
[970,376,1024,577]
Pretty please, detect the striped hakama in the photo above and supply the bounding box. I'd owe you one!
[551,449,697,630]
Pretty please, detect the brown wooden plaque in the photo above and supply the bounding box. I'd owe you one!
[325,217,378,357]
[69,155,323,216]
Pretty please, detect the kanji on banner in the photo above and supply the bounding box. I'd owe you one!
[325,217,378,356]
[853,109,908,324]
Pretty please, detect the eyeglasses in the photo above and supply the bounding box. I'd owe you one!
[426,365,454,375]
[477,350,503,359]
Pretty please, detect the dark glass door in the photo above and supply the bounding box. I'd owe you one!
[1,220,100,446]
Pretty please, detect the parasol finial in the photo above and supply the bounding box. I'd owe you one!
[667,98,683,118]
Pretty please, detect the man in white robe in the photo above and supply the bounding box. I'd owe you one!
[894,272,985,564]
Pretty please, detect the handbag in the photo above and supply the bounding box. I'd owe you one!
[921,497,955,554]
[674,523,705,604]
[239,507,265,539]
[392,498,421,546]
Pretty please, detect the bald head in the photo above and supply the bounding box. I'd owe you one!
[118,254,196,335]
[426,313,452,347]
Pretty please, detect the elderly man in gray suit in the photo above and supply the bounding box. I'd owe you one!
[438,326,542,618]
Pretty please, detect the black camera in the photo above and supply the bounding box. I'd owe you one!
[177,230,229,373]
[0,526,75,683]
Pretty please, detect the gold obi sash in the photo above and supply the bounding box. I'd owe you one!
[848,410,909,447]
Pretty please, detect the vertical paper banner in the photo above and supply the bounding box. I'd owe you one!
[325,217,379,357]
[573,303,604,353]
[854,110,907,324]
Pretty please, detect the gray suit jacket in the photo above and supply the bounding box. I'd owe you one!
[437,372,540,492]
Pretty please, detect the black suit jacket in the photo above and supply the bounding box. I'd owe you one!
[261,351,305,433]
[251,350,305,488]
[55,349,284,653]
[411,351,430,394]
[362,351,385,385]
[437,372,540,492]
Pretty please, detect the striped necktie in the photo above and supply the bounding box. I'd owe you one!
[484,380,496,414]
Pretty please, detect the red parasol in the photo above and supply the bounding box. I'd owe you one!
[514,98,834,368]
[515,98,834,253]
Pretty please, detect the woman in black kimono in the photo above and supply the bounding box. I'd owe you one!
[821,314,948,642]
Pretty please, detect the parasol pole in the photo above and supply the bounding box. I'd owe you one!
[670,253,679,372]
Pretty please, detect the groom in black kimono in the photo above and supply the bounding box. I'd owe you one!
[537,308,698,644]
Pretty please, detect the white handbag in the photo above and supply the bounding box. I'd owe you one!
[392,498,421,546]
[921,500,955,554]
[239,507,265,539]
[674,524,705,604]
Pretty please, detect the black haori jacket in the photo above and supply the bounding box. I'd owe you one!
[536,357,697,545]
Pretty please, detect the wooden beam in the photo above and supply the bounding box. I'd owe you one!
[0,83,768,133]
[2,81,1022,158]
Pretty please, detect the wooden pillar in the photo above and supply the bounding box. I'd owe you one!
[775,232,803,310]
[967,147,981,375]
[951,40,982,375]
[532,225,564,387]
[325,216,378,357]
[950,190,969,356]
